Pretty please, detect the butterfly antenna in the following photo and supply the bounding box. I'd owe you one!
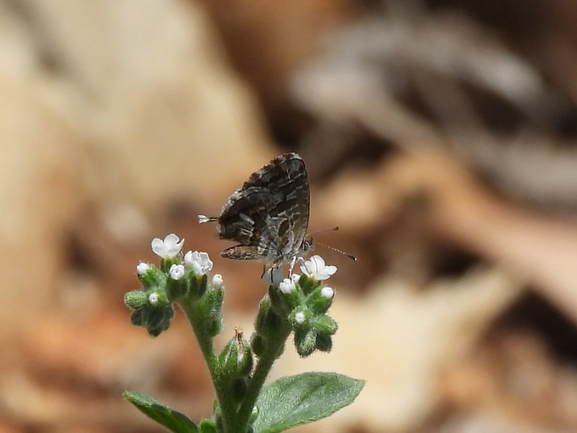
[315,241,357,261]
[308,226,340,235]
[198,215,218,224]
[306,226,356,260]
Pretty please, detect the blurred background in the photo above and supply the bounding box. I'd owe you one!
[2,0,577,432]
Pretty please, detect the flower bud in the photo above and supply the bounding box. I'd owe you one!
[290,308,309,328]
[307,286,335,315]
[298,274,321,295]
[294,327,317,357]
[124,290,149,309]
[136,264,165,289]
[136,262,150,275]
[212,274,224,288]
[188,272,208,299]
[129,302,175,337]
[197,286,224,336]
[199,419,217,433]
[279,278,295,294]
[312,315,338,335]
[254,297,284,337]
[165,271,188,300]
[148,292,160,305]
[219,329,253,379]
[315,333,333,353]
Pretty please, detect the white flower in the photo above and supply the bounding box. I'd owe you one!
[148,292,159,305]
[291,273,301,284]
[321,286,334,299]
[300,255,337,280]
[136,262,150,275]
[151,234,184,259]
[184,251,213,275]
[262,268,284,285]
[279,278,296,294]
[169,264,185,280]
[294,311,306,325]
[212,274,224,287]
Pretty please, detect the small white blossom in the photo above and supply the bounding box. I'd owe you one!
[300,255,337,281]
[148,292,159,305]
[321,286,334,299]
[184,251,213,275]
[262,268,284,285]
[279,278,296,294]
[212,274,224,287]
[136,262,150,275]
[151,234,184,259]
[294,311,306,325]
[169,264,185,280]
[291,273,301,284]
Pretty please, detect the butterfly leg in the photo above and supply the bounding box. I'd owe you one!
[288,256,298,276]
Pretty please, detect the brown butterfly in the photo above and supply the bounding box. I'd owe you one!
[199,153,312,270]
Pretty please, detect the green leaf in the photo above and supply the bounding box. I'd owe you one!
[123,391,198,433]
[253,372,365,433]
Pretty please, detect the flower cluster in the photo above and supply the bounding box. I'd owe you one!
[255,255,339,357]
[124,234,223,337]
[125,234,340,358]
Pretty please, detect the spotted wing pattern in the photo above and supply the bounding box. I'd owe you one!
[202,153,311,266]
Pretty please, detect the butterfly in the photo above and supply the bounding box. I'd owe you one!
[198,153,313,271]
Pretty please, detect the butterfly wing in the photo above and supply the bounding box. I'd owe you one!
[217,153,310,264]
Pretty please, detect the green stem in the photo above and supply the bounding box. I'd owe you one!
[231,322,292,433]
[179,300,238,433]
[179,289,293,433]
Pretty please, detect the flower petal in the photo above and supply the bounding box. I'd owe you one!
[300,255,337,280]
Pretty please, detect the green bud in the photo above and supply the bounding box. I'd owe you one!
[254,296,285,337]
[312,315,338,335]
[137,265,166,289]
[289,309,309,329]
[159,256,180,273]
[294,327,317,357]
[189,273,208,299]
[129,303,175,337]
[199,419,216,433]
[278,284,302,311]
[307,287,334,315]
[299,274,320,295]
[126,286,174,337]
[315,333,333,353]
[219,329,253,378]
[268,283,291,315]
[194,286,224,336]
[254,297,271,333]
[129,307,147,327]
[166,276,188,301]
[124,290,148,309]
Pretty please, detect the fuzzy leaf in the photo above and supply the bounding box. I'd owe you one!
[124,391,198,433]
[253,372,364,433]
